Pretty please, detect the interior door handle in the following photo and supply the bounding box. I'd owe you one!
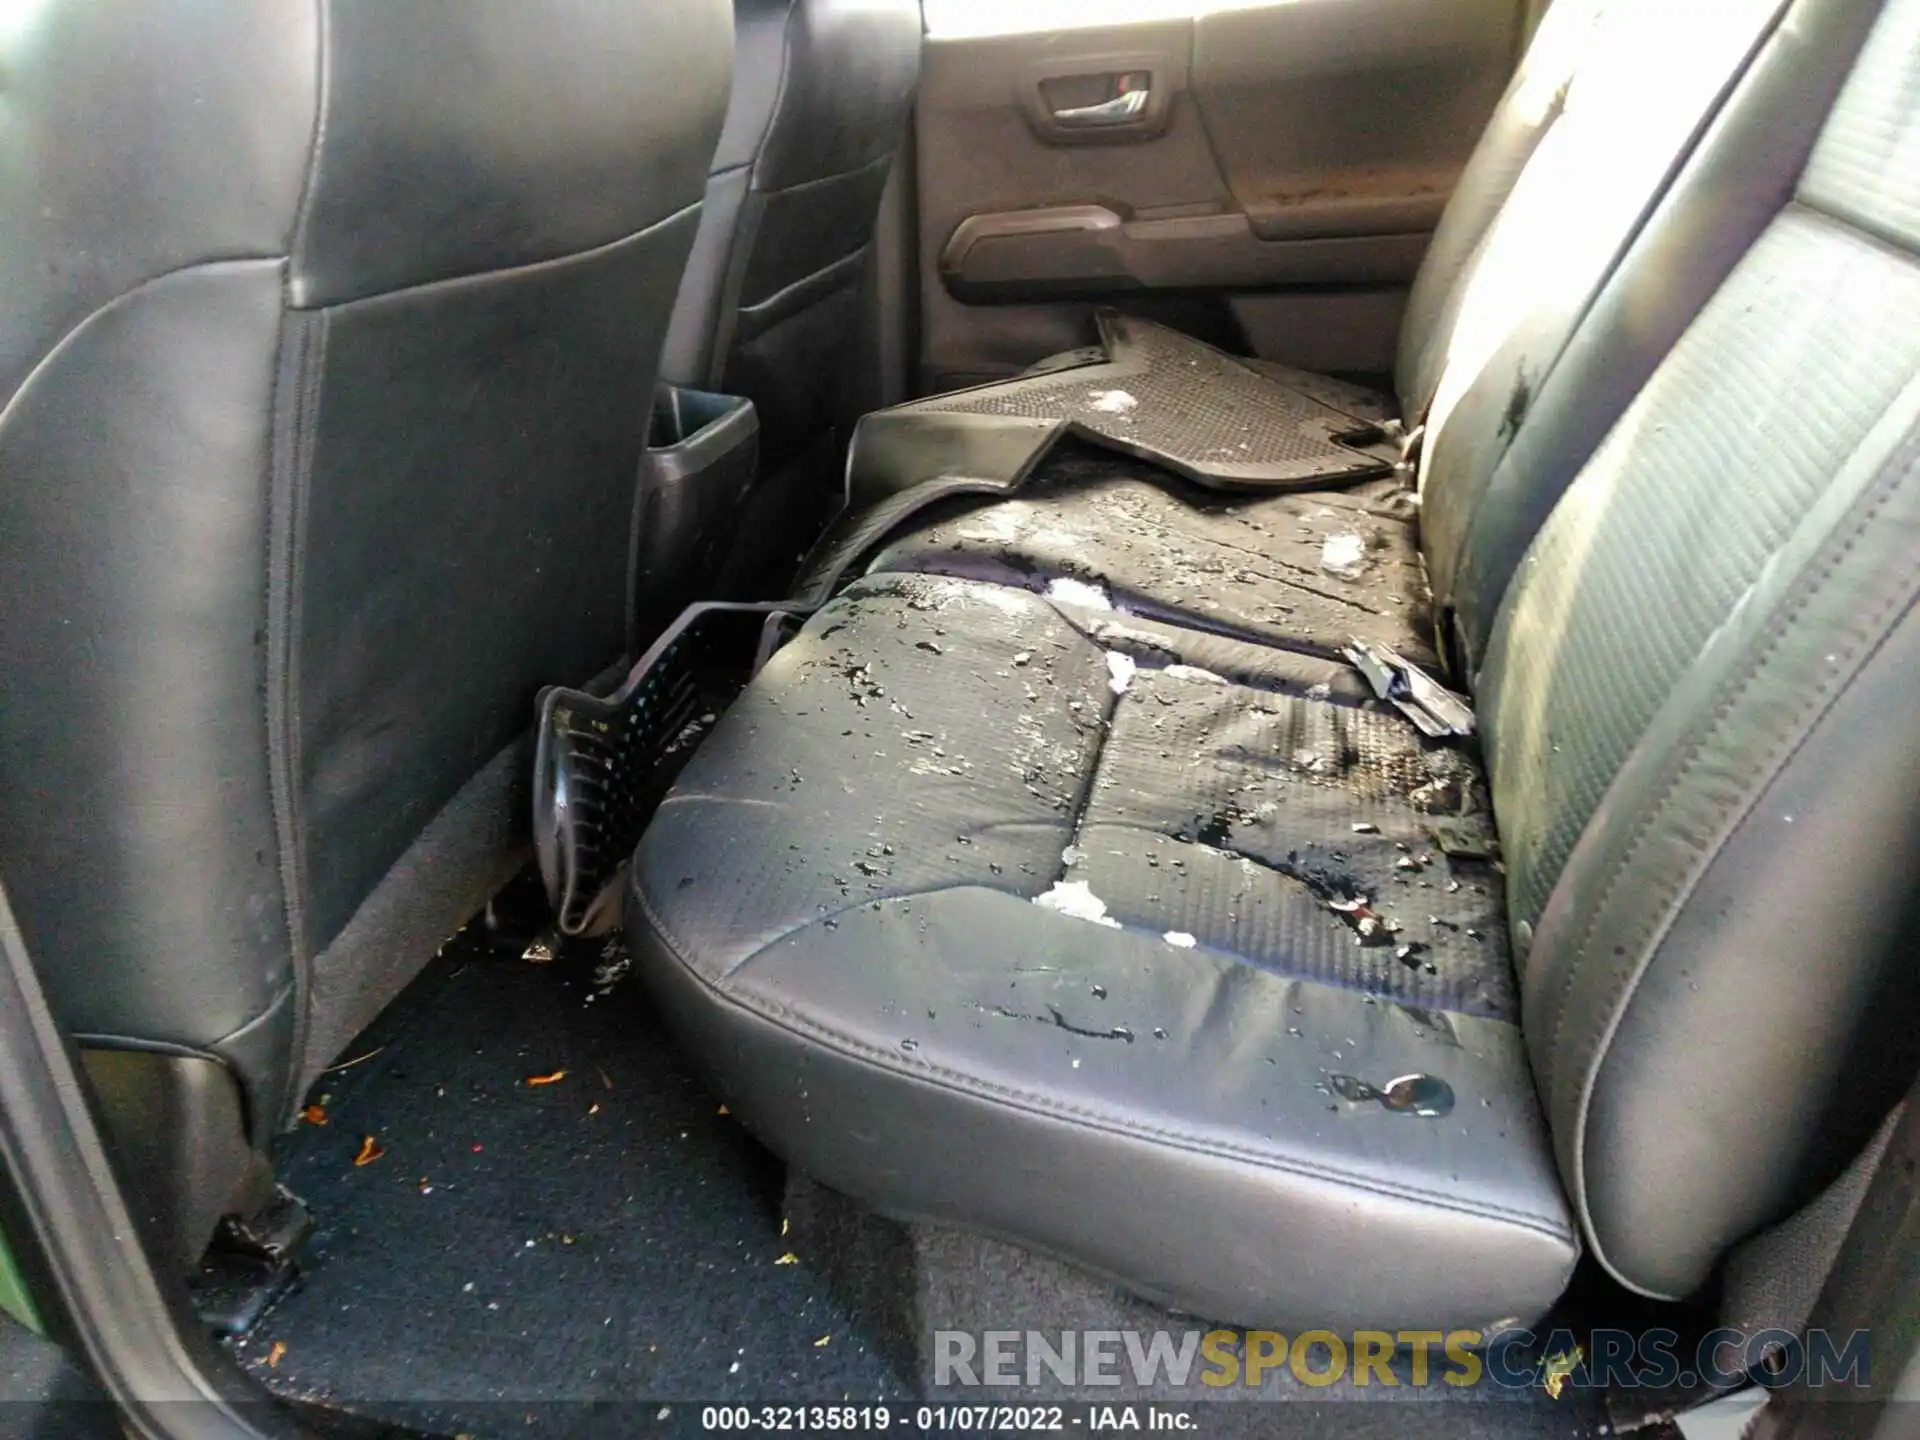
[1051,88,1150,128]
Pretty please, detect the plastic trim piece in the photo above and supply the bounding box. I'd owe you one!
[535,602,798,936]
[940,203,1430,301]
[0,877,311,1439]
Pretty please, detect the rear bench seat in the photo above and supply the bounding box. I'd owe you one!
[627,0,1920,1332]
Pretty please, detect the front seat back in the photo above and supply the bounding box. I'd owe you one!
[0,0,732,1264]
[661,0,922,528]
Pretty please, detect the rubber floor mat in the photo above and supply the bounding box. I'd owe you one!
[897,310,1396,489]
[857,442,1439,670]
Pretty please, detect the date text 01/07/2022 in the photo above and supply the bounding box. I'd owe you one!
[698,1404,1200,1432]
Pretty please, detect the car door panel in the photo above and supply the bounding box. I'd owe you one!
[916,0,1524,391]
[1194,0,1519,242]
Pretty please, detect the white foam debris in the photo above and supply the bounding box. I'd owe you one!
[1105,650,1137,695]
[955,505,1029,544]
[1164,663,1229,685]
[1087,389,1139,415]
[1305,682,1333,700]
[1033,879,1121,928]
[1320,531,1368,578]
[1045,576,1112,610]
[1061,844,1084,866]
[1163,931,1198,949]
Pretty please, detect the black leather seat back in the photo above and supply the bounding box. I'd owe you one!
[0,0,732,1240]
[662,0,922,480]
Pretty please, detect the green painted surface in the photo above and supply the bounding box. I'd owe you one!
[0,1223,44,1334]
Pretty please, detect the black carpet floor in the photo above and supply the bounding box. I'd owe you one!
[240,874,908,1438]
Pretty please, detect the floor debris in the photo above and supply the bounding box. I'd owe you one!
[1544,1346,1584,1400]
[353,1136,386,1167]
[322,1046,385,1075]
[1320,531,1368,578]
[254,874,908,1418]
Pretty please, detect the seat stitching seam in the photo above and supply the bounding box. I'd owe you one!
[1547,443,1920,1067]
[1043,642,1120,887]
[746,3,800,195]
[732,244,872,323]
[632,883,1575,1245]
[1076,817,1515,1021]
[287,0,331,280]
[262,308,324,1116]
[699,876,1049,984]
[0,258,284,431]
[762,149,895,201]
[298,200,703,313]
[1546,442,1920,1176]
[1794,195,1920,269]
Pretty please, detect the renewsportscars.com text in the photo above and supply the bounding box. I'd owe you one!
[932,1326,1870,1392]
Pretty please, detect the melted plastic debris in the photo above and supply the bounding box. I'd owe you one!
[1045,576,1112,610]
[1032,879,1122,928]
[1087,389,1139,416]
[1410,775,1465,815]
[1320,531,1368,578]
[1344,637,1475,738]
[1163,931,1198,948]
[1398,1005,1463,1048]
[991,1002,1135,1043]
[1162,663,1230,686]
[1105,651,1137,695]
[1543,1347,1583,1400]
[1430,820,1500,861]
[1330,1072,1456,1117]
[663,711,717,756]
[1326,893,1399,947]
[590,934,632,995]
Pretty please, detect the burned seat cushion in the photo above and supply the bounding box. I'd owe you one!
[628,573,1577,1331]
[859,448,1438,670]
